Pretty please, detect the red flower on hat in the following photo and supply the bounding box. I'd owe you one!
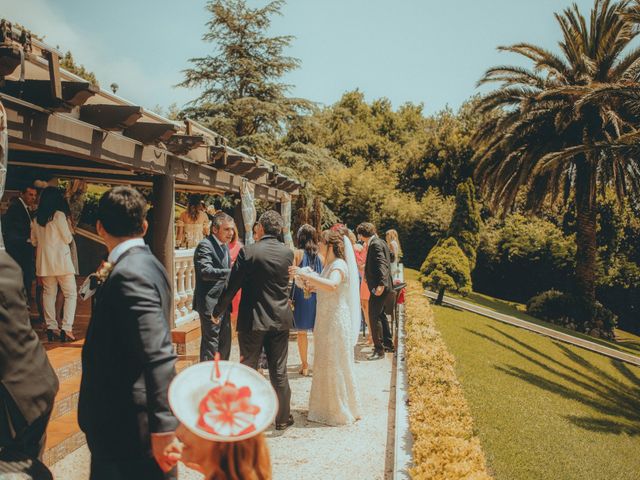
[197,382,261,437]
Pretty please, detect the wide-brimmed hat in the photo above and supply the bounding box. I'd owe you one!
[169,359,278,442]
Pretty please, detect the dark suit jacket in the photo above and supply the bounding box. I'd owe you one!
[365,236,393,292]
[213,235,294,332]
[0,251,58,441]
[78,245,178,460]
[193,235,231,318]
[2,199,33,270]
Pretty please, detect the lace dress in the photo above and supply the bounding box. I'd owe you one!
[308,259,362,426]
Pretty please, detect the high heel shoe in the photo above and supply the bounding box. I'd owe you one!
[46,329,59,342]
[60,330,76,342]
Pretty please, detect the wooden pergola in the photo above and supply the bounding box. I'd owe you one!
[0,20,301,325]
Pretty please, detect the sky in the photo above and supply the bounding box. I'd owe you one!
[3,0,600,116]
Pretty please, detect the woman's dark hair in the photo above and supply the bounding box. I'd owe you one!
[187,194,201,221]
[297,224,318,259]
[36,187,70,227]
[97,186,147,237]
[320,230,345,260]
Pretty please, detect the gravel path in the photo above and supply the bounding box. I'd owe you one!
[51,334,394,480]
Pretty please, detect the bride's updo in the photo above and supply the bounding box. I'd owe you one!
[320,230,345,260]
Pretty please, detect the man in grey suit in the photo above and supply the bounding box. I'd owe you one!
[212,210,295,430]
[193,211,235,361]
[0,250,58,461]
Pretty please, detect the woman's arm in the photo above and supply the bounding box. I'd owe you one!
[294,266,344,293]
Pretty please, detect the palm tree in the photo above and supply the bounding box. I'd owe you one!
[473,0,640,332]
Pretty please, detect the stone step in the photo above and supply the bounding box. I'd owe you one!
[43,411,85,467]
[46,341,83,383]
[51,375,81,421]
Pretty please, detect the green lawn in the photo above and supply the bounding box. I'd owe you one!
[404,267,640,356]
[432,305,640,480]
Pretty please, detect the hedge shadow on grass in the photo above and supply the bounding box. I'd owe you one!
[463,325,640,436]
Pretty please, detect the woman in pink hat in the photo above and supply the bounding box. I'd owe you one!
[166,358,277,479]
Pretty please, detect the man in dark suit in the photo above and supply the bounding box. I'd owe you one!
[0,250,58,461]
[193,211,234,361]
[357,222,394,360]
[212,210,295,430]
[78,187,178,480]
[2,185,37,298]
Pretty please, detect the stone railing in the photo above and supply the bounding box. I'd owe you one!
[174,248,200,326]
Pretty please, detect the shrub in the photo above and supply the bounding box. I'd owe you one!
[420,237,472,302]
[404,280,492,479]
[526,290,617,339]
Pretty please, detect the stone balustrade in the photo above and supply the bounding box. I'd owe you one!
[174,248,199,326]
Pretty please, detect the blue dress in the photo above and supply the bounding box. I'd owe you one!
[293,251,323,331]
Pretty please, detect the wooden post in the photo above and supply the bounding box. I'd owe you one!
[151,174,176,328]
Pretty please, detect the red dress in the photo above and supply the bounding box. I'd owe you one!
[355,243,370,301]
[229,240,243,320]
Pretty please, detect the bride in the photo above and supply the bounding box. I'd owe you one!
[291,229,362,426]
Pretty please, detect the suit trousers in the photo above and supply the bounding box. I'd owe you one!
[238,330,291,425]
[199,310,231,361]
[41,274,77,332]
[90,455,176,480]
[369,292,393,354]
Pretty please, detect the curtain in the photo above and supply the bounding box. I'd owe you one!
[0,101,8,251]
[281,193,294,249]
[241,180,256,245]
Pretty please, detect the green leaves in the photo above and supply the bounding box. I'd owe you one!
[420,238,472,295]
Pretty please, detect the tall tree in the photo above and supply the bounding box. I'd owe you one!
[448,179,481,268]
[179,0,313,155]
[473,0,640,328]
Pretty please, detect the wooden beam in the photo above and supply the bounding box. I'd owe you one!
[0,80,99,111]
[44,50,62,102]
[0,44,22,77]
[165,134,205,155]
[80,104,143,130]
[244,165,270,181]
[2,94,284,202]
[123,122,179,145]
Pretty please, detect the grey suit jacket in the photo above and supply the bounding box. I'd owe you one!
[193,235,232,318]
[0,251,58,439]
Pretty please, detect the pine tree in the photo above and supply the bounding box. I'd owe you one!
[448,179,481,268]
[179,0,313,155]
[420,238,472,304]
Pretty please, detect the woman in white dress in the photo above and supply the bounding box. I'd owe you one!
[292,229,362,426]
[386,229,402,280]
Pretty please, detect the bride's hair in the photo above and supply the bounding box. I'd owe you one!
[320,230,345,260]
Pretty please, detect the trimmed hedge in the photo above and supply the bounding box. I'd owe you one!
[404,280,492,480]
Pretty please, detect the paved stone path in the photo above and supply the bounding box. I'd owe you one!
[425,290,640,367]
[51,335,394,480]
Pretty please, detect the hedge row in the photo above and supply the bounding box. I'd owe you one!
[404,281,492,480]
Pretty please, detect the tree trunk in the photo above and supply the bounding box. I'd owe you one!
[436,287,445,305]
[574,156,598,326]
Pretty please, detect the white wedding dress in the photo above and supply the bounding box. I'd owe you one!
[308,258,362,426]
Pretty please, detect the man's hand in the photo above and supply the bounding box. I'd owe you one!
[211,314,221,325]
[374,286,385,297]
[151,432,181,472]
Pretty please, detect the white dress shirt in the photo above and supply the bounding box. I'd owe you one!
[108,238,145,264]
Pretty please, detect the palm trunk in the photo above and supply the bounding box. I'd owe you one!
[574,156,597,327]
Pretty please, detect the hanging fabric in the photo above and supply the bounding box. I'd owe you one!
[0,101,8,251]
[281,193,294,250]
[241,180,256,245]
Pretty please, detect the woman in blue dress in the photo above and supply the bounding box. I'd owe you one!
[292,224,323,376]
